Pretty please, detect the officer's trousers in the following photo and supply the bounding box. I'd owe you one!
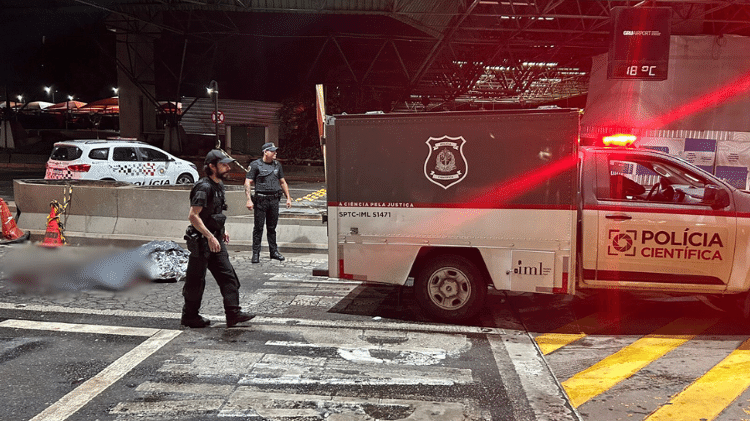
[252,195,280,254]
[182,239,241,317]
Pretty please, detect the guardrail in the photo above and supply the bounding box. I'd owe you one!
[13,179,327,251]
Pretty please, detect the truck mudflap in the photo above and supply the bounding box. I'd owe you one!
[528,255,571,295]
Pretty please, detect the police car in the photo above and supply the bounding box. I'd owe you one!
[45,139,199,185]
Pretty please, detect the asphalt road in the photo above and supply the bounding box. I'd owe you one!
[0,248,575,421]
[4,241,750,420]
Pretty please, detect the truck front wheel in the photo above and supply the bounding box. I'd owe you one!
[415,255,487,323]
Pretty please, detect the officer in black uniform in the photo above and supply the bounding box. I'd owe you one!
[182,149,255,328]
[244,142,292,264]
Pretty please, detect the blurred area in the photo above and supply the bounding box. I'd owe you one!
[0,240,188,294]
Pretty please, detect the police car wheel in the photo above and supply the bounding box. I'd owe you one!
[415,255,487,323]
[176,173,194,184]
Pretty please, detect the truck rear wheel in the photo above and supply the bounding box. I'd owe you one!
[415,255,487,323]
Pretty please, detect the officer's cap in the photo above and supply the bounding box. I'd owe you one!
[205,149,235,165]
[262,142,278,152]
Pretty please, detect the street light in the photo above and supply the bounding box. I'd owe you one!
[208,80,219,148]
[112,87,119,96]
[44,86,56,103]
[66,95,73,130]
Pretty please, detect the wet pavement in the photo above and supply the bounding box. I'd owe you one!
[0,245,578,421]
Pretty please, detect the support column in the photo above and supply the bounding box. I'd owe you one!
[112,15,160,140]
[0,119,14,149]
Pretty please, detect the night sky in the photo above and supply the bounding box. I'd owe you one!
[1,4,426,108]
[1,3,115,103]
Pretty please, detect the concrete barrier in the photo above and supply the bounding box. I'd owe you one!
[13,179,327,251]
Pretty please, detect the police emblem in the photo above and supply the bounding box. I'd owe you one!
[424,135,467,189]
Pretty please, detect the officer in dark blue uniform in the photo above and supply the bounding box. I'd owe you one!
[182,149,254,328]
[244,142,292,264]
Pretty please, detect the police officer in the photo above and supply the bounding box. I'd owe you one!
[244,142,292,264]
[182,149,255,328]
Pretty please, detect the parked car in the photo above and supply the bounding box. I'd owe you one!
[44,139,199,185]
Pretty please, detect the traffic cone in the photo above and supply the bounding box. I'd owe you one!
[0,198,26,241]
[39,202,65,247]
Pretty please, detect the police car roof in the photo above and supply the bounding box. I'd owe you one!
[53,139,148,146]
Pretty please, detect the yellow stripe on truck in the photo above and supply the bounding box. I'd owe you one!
[562,316,718,408]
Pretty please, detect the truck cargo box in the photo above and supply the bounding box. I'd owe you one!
[326,109,580,321]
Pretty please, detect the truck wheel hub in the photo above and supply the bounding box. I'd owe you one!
[439,280,460,298]
[428,268,471,310]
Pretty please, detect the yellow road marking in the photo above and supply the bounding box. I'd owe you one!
[296,189,327,202]
[645,338,750,421]
[562,317,718,408]
[535,313,632,355]
[536,332,587,355]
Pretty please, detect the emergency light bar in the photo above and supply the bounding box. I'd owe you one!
[603,134,636,147]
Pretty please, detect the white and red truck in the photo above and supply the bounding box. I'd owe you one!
[324,108,749,322]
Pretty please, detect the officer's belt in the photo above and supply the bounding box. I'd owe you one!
[255,191,280,197]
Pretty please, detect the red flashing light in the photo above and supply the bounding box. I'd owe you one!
[67,164,91,172]
[603,134,636,147]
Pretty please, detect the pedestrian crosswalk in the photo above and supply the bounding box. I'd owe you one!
[532,298,750,421]
[110,323,492,420]
[16,261,750,420]
[103,272,503,420]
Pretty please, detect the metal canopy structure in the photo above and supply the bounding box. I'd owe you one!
[11,0,750,112]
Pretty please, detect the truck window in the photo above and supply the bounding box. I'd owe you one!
[605,156,712,205]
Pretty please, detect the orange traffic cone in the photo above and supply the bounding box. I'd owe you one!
[0,198,26,241]
[39,202,65,247]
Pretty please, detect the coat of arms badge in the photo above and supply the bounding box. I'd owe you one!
[424,136,467,189]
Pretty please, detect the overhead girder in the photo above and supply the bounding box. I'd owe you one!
[60,0,750,110]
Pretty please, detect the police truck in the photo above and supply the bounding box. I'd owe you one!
[324,108,749,322]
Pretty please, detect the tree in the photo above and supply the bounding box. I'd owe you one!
[277,88,322,163]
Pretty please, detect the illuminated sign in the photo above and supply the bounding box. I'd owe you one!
[607,7,672,81]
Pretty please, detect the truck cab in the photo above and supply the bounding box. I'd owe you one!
[578,146,748,298]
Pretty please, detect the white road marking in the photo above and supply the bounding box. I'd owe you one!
[0,301,507,334]
[135,381,235,397]
[267,275,354,284]
[220,387,472,419]
[159,348,264,378]
[160,345,474,386]
[0,301,182,320]
[159,329,475,387]
[488,332,581,421]
[240,358,473,386]
[110,399,224,416]
[0,319,183,421]
[259,325,471,357]
[0,319,160,337]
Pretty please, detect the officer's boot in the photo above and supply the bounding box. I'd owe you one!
[226,310,255,328]
[181,301,211,328]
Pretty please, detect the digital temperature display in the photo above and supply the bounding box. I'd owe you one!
[608,63,668,80]
[607,7,671,81]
